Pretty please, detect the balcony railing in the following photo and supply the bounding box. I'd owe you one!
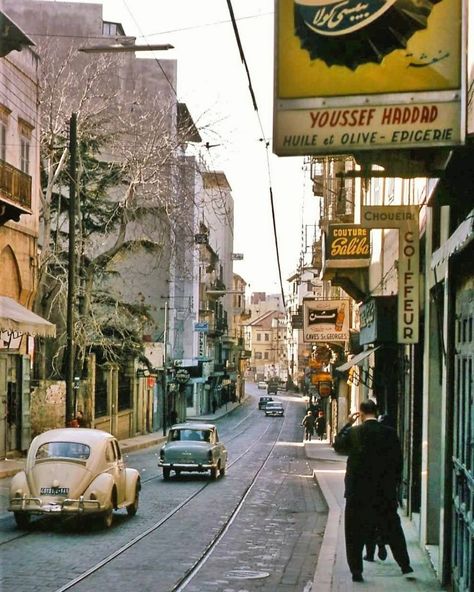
[0,159,32,211]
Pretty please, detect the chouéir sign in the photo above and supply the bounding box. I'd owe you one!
[361,205,419,344]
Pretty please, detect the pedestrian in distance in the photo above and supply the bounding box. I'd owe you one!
[333,399,413,583]
[315,410,326,440]
[301,410,315,441]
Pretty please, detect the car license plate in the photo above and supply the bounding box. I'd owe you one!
[44,504,62,512]
[40,487,69,495]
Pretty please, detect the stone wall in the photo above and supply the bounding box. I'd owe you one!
[30,380,65,437]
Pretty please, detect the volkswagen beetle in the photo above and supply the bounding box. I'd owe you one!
[158,422,227,480]
[8,428,141,529]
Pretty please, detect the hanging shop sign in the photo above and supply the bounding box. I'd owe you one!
[194,321,209,333]
[318,382,332,397]
[303,299,350,343]
[361,206,419,344]
[273,0,465,156]
[359,296,397,345]
[325,224,370,268]
[175,369,190,384]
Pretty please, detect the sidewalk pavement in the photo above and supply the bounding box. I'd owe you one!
[307,439,443,591]
[0,402,444,591]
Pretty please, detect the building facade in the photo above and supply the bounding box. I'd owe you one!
[0,11,55,458]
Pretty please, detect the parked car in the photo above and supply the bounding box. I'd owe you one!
[258,396,273,410]
[265,401,285,417]
[159,423,227,480]
[257,381,267,389]
[8,428,141,529]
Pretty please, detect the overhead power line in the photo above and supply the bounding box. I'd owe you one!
[225,0,287,310]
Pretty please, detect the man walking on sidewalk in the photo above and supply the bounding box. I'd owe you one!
[334,399,412,583]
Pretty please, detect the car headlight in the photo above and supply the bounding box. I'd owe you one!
[207,451,213,462]
[159,449,165,460]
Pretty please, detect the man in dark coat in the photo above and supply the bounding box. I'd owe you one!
[301,410,315,441]
[315,411,326,440]
[333,399,412,582]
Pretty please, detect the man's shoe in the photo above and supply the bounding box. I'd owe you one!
[363,555,374,562]
[352,573,364,582]
[378,546,388,561]
[401,566,414,575]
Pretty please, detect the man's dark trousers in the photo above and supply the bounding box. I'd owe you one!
[345,499,377,575]
[376,499,410,568]
[345,498,410,574]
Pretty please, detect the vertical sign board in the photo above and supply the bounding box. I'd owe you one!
[273,0,465,156]
[303,299,350,343]
[361,206,419,344]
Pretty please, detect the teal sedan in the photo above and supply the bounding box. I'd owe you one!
[158,423,227,480]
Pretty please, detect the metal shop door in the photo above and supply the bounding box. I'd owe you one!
[452,286,474,592]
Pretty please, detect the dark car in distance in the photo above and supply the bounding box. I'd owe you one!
[266,380,279,395]
[258,396,273,410]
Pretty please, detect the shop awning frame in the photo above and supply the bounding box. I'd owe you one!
[335,345,381,373]
[0,296,56,337]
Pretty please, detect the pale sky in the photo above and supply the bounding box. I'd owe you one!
[63,0,318,296]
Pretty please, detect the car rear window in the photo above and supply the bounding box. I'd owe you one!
[36,442,91,461]
[169,429,211,442]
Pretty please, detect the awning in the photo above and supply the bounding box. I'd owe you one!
[335,345,381,373]
[431,209,474,270]
[0,296,56,337]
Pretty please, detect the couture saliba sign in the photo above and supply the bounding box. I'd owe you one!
[325,224,370,268]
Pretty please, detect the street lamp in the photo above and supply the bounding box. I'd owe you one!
[78,43,174,53]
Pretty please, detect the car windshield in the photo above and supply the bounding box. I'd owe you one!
[267,403,282,408]
[169,429,211,442]
[35,441,91,461]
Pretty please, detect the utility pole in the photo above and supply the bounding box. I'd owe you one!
[66,112,77,426]
[162,300,168,437]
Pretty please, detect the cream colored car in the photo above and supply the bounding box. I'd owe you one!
[9,428,141,529]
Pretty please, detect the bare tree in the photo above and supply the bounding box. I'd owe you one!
[34,39,199,377]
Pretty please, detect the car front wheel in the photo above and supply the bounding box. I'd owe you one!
[14,512,31,530]
[219,463,226,477]
[163,467,171,480]
[210,465,218,479]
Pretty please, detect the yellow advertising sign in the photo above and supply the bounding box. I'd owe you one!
[274,0,465,154]
[277,0,462,98]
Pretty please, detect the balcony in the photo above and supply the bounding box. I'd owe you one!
[0,160,32,225]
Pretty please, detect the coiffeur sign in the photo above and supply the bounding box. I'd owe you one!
[273,0,464,155]
[361,205,419,344]
[325,224,370,268]
[303,299,350,343]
